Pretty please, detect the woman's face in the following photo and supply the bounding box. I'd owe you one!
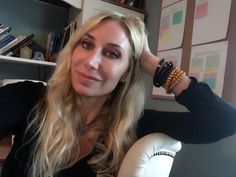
[71,19,132,97]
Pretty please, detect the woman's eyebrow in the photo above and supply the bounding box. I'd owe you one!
[84,33,125,53]
[107,43,121,48]
[84,33,95,40]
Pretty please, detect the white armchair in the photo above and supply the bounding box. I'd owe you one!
[0,79,46,86]
[118,133,182,177]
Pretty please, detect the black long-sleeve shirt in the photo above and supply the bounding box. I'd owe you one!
[0,78,236,177]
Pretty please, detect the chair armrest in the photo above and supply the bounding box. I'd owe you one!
[118,133,182,177]
[1,79,46,86]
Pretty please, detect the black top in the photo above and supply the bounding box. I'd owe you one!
[0,78,236,177]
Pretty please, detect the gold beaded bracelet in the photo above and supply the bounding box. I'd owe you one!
[163,67,186,94]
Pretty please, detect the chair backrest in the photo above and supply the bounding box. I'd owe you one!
[0,79,46,86]
[118,133,182,177]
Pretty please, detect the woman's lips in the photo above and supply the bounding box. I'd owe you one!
[78,72,102,82]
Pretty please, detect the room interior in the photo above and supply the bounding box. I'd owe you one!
[0,0,236,176]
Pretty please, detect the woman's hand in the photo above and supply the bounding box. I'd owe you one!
[140,35,161,76]
[140,35,191,96]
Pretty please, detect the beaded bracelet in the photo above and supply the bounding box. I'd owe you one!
[153,58,186,94]
[163,67,186,94]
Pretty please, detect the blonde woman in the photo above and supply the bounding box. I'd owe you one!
[0,12,236,177]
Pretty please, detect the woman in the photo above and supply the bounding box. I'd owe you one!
[0,12,236,177]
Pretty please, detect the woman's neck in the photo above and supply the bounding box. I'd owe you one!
[80,95,109,125]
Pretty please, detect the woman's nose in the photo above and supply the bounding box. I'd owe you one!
[84,50,102,70]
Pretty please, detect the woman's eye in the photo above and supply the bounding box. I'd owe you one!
[103,49,120,59]
[81,40,94,50]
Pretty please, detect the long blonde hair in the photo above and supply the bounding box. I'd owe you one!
[27,12,146,177]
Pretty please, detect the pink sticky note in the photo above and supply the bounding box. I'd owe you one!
[195,2,208,19]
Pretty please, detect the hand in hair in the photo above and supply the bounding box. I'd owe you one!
[140,35,161,76]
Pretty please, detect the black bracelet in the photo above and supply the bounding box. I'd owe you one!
[153,59,165,87]
[153,60,174,87]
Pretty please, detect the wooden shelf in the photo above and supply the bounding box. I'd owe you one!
[101,0,145,14]
[0,55,56,67]
[38,0,71,8]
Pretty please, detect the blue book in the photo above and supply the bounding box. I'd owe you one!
[0,34,16,49]
[0,27,11,37]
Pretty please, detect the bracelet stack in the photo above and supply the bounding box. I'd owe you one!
[153,59,186,94]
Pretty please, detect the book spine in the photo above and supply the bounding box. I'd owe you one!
[0,35,16,49]
[45,32,55,61]
[133,0,142,9]
[0,36,26,55]
[126,0,135,7]
[4,34,34,56]
[120,0,126,4]
[0,33,9,41]
[0,27,11,37]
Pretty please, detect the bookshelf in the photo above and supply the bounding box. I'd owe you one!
[0,55,56,67]
[38,0,71,8]
[101,0,146,14]
[42,0,145,13]
[74,0,145,26]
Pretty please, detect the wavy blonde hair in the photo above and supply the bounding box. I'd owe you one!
[27,12,146,177]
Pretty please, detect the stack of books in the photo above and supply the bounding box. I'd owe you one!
[0,24,34,57]
[45,21,76,62]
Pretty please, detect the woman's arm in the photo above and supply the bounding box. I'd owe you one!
[138,36,236,143]
[138,78,236,143]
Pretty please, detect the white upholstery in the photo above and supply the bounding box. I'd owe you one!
[0,79,46,86]
[118,133,181,177]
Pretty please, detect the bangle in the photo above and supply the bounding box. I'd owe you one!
[153,59,174,87]
[163,67,186,94]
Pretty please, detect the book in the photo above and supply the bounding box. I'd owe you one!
[133,0,143,9]
[45,31,55,61]
[0,32,9,41]
[0,27,11,37]
[0,35,26,55]
[0,34,16,49]
[3,34,34,56]
[45,20,76,62]
[120,0,126,4]
[126,0,135,7]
